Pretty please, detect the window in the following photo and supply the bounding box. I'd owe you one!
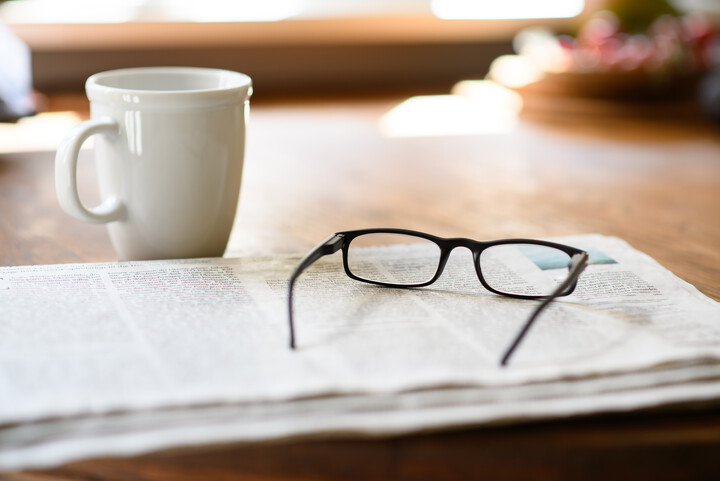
[0,0,582,94]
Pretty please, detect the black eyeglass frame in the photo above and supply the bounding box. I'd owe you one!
[288,228,588,366]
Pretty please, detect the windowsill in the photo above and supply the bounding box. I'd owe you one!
[7,15,571,50]
[4,15,573,95]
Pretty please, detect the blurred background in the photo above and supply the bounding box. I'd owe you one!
[1,0,719,128]
[0,0,584,96]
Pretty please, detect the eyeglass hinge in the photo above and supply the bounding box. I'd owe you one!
[322,233,346,254]
[570,252,588,274]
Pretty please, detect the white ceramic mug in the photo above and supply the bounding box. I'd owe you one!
[55,67,252,260]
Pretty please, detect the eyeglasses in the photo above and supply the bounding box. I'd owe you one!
[287,228,588,366]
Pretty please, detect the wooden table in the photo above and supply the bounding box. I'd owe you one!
[2,93,720,480]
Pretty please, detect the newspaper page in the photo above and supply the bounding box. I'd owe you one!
[4,363,720,469]
[1,234,719,468]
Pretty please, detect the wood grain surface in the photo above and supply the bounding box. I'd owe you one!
[1,94,719,480]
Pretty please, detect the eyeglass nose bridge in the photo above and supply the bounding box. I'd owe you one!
[433,239,528,296]
[431,239,489,287]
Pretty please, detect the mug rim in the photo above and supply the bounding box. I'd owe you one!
[86,67,253,109]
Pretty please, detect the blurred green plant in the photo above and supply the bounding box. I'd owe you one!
[597,0,679,34]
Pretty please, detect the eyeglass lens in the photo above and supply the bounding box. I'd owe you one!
[346,233,441,285]
[478,244,572,297]
[346,233,573,296]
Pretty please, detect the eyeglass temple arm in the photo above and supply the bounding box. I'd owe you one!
[500,251,589,367]
[288,234,346,349]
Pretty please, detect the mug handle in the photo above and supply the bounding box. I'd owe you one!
[54,117,126,223]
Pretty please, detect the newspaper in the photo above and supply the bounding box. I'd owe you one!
[1,234,719,469]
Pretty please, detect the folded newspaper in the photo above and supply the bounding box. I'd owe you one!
[1,234,719,469]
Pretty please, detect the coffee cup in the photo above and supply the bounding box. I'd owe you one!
[55,67,252,260]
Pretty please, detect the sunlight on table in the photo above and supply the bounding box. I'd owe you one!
[0,112,83,153]
[380,80,522,137]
